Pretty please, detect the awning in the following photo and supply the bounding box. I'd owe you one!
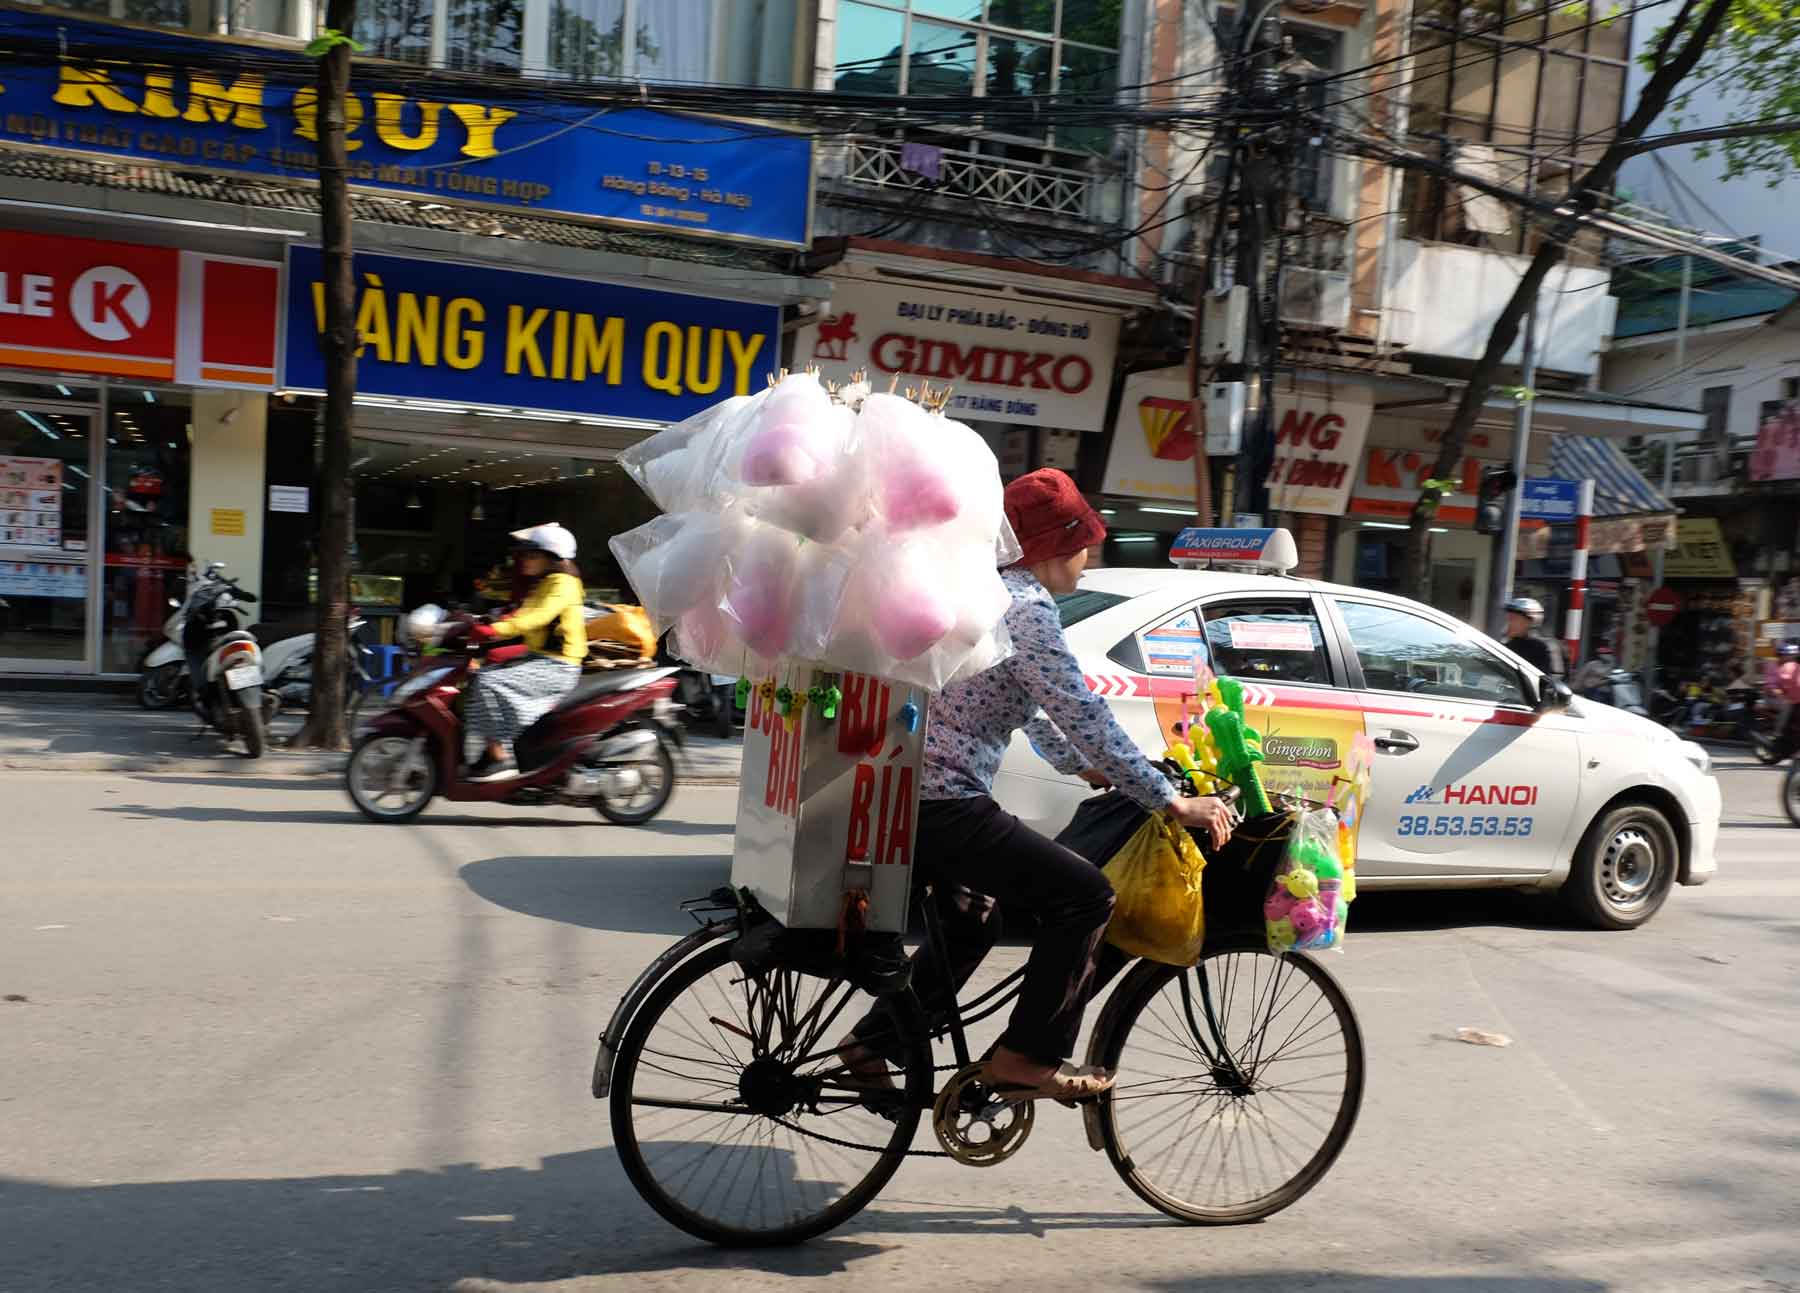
[1546,434,1676,516]
[1511,434,1678,559]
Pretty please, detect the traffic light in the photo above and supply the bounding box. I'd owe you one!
[1474,467,1518,535]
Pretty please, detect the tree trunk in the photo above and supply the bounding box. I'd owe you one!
[295,0,358,751]
[1398,0,1733,599]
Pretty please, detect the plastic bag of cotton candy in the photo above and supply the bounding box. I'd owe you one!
[609,370,1018,688]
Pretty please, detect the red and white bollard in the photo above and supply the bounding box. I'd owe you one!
[1564,478,1595,668]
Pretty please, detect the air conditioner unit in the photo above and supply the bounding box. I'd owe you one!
[1278,267,1352,331]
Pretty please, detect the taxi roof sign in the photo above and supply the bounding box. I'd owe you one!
[1170,527,1299,575]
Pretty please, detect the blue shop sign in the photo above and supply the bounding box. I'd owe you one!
[0,9,812,248]
[282,248,781,423]
[1520,477,1580,522]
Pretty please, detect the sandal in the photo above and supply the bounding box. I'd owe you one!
[983,1061,1116,1106]
[835,1038,897,1091]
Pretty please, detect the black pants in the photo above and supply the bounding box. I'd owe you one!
[852,800,1297,1067]
[853,796,1115,1067]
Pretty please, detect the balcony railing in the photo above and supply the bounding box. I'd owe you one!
[839,136,1104,223]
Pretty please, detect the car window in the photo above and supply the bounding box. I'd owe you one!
[1334,599,1527,705]
[1057,590,1129,629]
[1199,600,1333,686]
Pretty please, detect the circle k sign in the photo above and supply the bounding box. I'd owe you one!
[0,230,180,379]
[69,265,153,342]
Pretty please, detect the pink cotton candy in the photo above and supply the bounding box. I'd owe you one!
[881,455,962,531]
[872,583,955,661]
[722,531,800,659]
[741,419,834,486]
[674,603,729,665]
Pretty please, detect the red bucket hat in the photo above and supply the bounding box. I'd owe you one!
[1004,468,1107,567]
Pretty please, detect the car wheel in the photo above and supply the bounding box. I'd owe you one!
[1562,803,1678,930]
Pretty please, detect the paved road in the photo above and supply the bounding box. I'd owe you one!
[1,764,1796,1292]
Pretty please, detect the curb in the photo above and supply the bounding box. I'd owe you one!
[2,754,743,786]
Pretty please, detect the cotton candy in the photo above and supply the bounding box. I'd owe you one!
[721,525,801,659]
[740,375,836,486]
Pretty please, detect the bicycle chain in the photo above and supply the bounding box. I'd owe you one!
[763,1060,1042,1160]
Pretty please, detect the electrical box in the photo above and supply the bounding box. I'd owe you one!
[731,671,921,933]
[1205,381,1247,456]
[1204,285,1250,365]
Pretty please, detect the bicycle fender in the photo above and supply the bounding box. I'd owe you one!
[592,919,737,1099]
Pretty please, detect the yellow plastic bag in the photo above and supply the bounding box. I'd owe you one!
[1101,814,1207,966]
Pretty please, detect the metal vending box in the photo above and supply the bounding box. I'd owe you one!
[731,672,921,933]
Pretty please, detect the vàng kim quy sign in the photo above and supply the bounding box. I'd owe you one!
[0,9,812,248]
[281,248,781,423]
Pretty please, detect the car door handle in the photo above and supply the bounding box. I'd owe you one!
[1373,730,1419,754]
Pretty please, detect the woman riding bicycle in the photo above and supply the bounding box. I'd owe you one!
[843,469,1235,1104]
[463,523,588,781]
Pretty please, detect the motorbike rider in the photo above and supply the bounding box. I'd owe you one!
[839,469,1233,1104]
[1504,596,1565,679]
[463,524,587,781]
[1767,640,1800,741]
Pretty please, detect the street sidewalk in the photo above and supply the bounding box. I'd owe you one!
[0,690,745,783]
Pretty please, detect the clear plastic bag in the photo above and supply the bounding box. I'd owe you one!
[1102,813,1208,967]
[718,522,849,663]
[1263,807,1350,953]
[608,510,744,630]
[617,393,760,515]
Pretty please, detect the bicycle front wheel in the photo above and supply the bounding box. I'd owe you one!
[610,942,931,1246]
[1092,942,1364,1225]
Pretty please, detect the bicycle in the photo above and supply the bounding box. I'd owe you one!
[595,857,1366,1247]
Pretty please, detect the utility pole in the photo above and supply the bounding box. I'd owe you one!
[1228,2,1287,522]
[296,0,358,751]
[1646,253,1691,695]
[1485,170,1538,639]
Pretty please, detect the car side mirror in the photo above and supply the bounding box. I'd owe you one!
[1535,677,1574,712]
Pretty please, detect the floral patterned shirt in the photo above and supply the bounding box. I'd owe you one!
[922,567,1176,812]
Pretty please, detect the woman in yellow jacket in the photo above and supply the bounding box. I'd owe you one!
[465,523,588,780]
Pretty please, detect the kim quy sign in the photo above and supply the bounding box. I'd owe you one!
[796,277,1121,431]
[281,248,780,423]
[0,8,812,248]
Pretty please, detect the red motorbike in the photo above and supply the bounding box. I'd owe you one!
[345,619,683,825]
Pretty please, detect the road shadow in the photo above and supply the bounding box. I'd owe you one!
[461,854,733,935]
[1347,886,1577,935]
[128,774,343,793]
[95,804,589,829]
[0,1148,902,1293]
[1140,1278,1606,1292]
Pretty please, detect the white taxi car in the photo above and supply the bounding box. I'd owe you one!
[994,530,1721,930]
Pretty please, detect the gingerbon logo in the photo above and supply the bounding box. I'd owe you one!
[1262,735,1339,769]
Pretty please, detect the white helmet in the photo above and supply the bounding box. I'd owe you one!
[402,603,446,645]
[510,522,577,561]
[1505,596,1545,624]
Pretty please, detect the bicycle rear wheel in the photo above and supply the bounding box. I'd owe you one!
[610,942,931,1246]
[1091,941,1364,1224]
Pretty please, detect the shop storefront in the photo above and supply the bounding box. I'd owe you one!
[275,246,790,626]
[0,228,279,677]
[0,6,819,675]
[794,240,1150,501]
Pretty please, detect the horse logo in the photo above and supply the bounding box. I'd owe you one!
[813,312,858,361]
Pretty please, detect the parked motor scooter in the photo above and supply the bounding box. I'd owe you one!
[140,565,375,719]
[178,570,270,757]
[261,616,379,719]
[137,561,226,710]
[344,606,684,825]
